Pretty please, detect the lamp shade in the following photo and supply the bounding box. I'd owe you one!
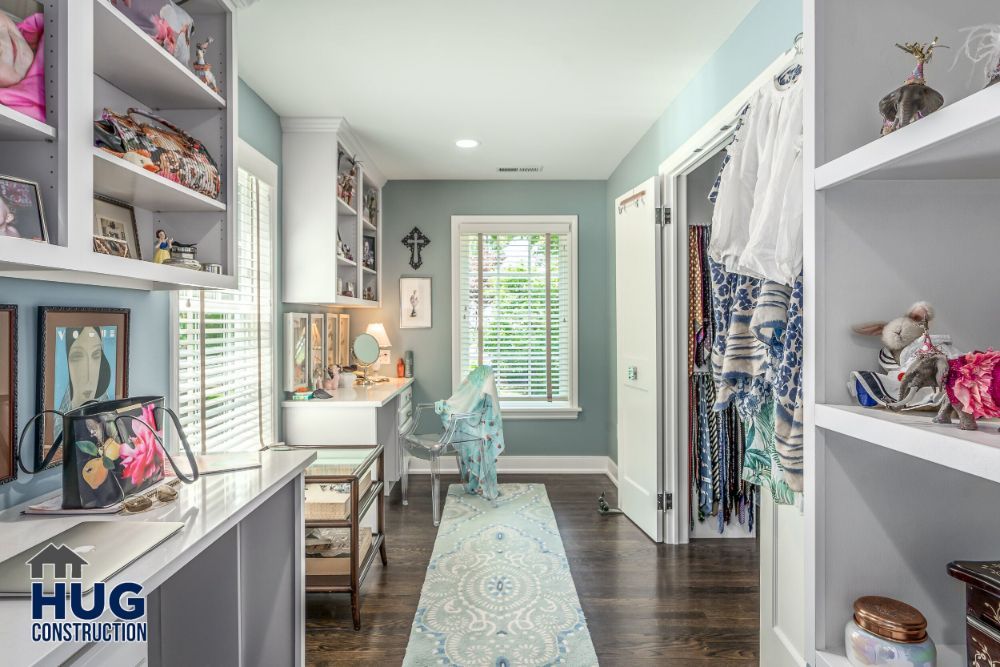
[366,323,392,348]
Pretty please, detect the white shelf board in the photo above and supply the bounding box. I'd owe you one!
[816,644,963,667]
[337,198,358,216]
[0,238,236,291]
[362,219,376,231]
[816,84,1000,189]
[0,105,55,141]
[93,0,226,110]
[338,256,357,267]
[816,404,1000,483]
[362,266,376,275]
[93,149,226,213]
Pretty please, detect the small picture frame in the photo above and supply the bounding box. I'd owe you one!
[400,277,432,329]
[0,305,16,485]
[37,307,131,469]
[284,313,309,392]
[93,195,141,260]
[309,313,325,389]
[0,175,48,242]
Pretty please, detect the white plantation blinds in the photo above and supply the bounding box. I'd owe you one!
[456,220,575,405]
[177,166,274,452]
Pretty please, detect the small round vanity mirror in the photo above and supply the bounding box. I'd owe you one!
[352,333,380,365]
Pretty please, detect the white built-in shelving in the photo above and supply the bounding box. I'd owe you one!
[282,117,385,307]
[805,1,1000,664]
[0,0,236,291]
[0,105,55,142]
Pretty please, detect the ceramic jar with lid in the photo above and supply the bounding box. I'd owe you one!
[845,596,936,667]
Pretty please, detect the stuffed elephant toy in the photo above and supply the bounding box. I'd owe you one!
[891,347,1000,432]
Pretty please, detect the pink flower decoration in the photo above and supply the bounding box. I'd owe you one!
[948,350,1000,420]
[119,404,164,486]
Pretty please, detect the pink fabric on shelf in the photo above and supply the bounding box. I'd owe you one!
[0,13,46,123]
[947,350,1000,420]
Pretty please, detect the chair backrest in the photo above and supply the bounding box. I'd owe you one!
[436,366,500,425]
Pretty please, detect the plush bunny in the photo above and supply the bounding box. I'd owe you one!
[852,302,934,364]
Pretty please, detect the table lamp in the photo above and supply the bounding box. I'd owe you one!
[365,323,392,370]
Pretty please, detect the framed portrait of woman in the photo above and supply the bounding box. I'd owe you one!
[0,305,16,484]
[36,307,130,469]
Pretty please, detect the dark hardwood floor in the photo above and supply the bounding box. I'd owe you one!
[306,475,759,666]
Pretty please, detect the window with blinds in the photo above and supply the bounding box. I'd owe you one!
[454,217,578,414]
[176,165,275,452]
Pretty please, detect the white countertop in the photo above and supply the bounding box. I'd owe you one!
[0,447,315,666]
[282,377,414,409]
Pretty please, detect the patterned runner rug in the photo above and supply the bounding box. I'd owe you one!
[403,483,599,666]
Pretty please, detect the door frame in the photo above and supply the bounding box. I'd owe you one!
[656,45,800,545]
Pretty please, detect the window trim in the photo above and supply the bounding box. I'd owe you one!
[450,215,580,420]
[169,140,280,448]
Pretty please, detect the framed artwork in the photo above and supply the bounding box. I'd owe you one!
[0,174,48,242]
[284,313,309,392]
[0,305,16,485]
[400,277,432,329]
[363,235,376,270]
[309,313,325,389]
[37,307,130,469]
[93,195,141,260]
[338,314,351,366]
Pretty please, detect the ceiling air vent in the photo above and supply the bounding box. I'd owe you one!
[497,166,544,174]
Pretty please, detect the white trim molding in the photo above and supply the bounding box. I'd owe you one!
[409,455,618,484]
[451,215,581,419]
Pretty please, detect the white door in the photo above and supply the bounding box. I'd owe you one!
[615,178,663,541]
[759,492,807,667]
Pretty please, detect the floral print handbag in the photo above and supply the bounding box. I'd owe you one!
[17,396,199,509]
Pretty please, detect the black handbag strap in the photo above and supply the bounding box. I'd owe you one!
[15,410,65,475]
[114,406,200,484]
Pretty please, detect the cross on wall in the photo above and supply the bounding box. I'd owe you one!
[402,227,430,270]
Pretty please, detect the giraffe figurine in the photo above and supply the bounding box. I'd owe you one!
[878,37,946,136]
[193,37,220,94]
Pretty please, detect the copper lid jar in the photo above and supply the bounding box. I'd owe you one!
[845,596,936,667]
[853,596,929,643]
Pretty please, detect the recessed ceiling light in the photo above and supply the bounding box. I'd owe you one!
[456,139,480,149]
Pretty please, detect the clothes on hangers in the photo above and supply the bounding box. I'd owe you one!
[709,71,803,287]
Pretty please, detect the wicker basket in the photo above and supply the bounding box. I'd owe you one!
[305,528,373,576]
[304,473,374,522]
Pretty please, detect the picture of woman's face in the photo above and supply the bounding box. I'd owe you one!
[68,327,103,407]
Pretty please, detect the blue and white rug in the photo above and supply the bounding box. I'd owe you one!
[404,483,599,667]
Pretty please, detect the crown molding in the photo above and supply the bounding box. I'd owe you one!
[279,117,346,133]
[278,117,386,187]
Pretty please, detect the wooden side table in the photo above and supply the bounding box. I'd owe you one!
[302,445,387,630]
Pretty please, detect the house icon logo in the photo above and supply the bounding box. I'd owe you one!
[27,544,89,580]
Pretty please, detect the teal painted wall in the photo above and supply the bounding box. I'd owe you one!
[0,80,283,510]
[604,0,802,462]
[349,181,610,457]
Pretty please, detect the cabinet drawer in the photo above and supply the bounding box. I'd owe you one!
[399,415,414,437]
[398,404,414,429]
[398,386,413,412]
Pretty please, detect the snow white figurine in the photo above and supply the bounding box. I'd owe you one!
[153,229,172,263]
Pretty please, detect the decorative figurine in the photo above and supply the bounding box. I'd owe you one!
[322,365,341,391]
[363,286,375,301]
[364,190,378,226]
[891,334,1000,432]
[336,151,358,207]
[879,37,946,136]
[192,37,220,94]
[956,25,1000,88]
[597,491,623,516]
[401,227,430,270]
[153,229,172,264]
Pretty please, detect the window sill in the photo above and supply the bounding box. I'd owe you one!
[500,403,582,421]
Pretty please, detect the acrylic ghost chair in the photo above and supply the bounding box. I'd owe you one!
[400,366,504,526]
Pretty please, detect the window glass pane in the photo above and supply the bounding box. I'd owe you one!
[177,167,274,452]
[457,228,573,403]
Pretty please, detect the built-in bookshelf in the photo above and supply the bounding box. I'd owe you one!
[0,0,236,291]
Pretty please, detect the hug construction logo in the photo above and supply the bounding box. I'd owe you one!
[28,543,147,643]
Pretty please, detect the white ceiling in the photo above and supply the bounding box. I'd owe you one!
[237,0,758,180]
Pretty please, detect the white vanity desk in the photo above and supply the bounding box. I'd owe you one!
[282,377,415,492]
[0,448,315,667]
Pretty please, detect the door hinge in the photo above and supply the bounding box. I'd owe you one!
[656,207,671,225]
[657,493,672,511]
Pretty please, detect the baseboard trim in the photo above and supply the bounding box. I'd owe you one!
[407,455,618,479]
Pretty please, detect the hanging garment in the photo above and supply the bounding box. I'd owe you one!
[736,83,804,285]
[435,366,504,500]
[773,274,804,492]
